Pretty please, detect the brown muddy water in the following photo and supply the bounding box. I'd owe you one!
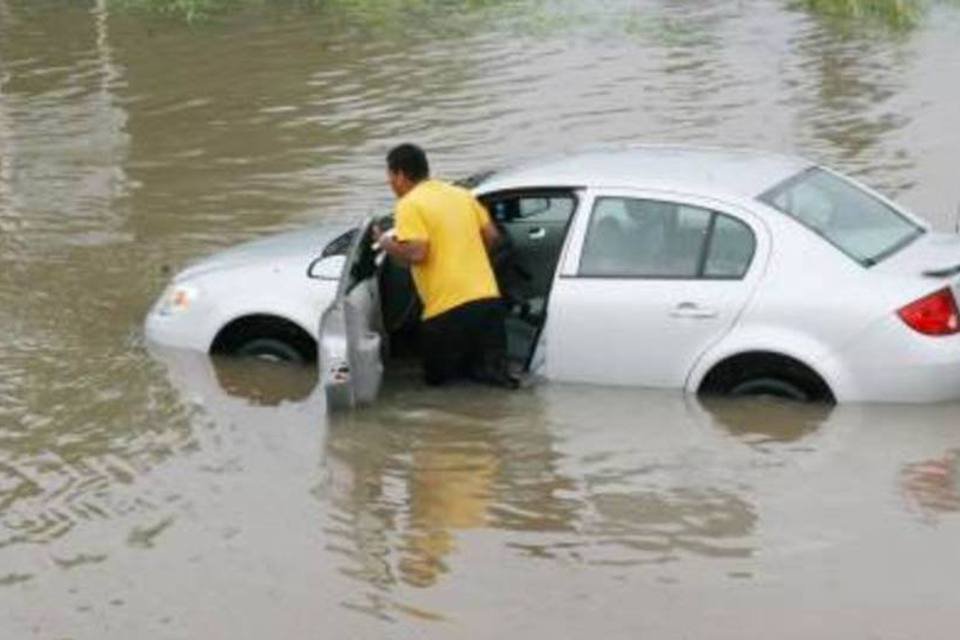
[2,0,960,638]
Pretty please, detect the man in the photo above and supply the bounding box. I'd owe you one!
[375,143,515,388]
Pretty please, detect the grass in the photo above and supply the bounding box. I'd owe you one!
[801,0,926,28]
[108,0,242,22]
[107,0,502,23]
[109,0,946,29]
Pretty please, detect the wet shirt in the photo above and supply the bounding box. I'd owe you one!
[395,179,500,320]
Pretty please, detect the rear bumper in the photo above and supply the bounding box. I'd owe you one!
[840,317,960,403]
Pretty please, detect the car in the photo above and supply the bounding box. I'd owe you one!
[145,146,960,408]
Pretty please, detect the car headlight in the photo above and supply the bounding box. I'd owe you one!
[155,284,199,316]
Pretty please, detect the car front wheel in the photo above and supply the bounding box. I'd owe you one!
[211,315,318,366]
[233,337,308,364]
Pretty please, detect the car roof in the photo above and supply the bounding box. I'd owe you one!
[476,145,812,201]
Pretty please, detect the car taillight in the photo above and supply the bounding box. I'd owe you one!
[897,287,960,336]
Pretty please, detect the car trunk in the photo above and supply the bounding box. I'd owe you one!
[873,231,960,295]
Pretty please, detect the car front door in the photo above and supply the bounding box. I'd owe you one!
[546,189,769,389]
[319,218,385,411]
[482,190,578,304]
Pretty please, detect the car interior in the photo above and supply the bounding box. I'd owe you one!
[344,190,578,375]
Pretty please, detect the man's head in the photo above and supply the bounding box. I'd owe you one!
[386,143,429,197]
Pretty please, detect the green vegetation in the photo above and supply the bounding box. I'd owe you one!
[108,0,242,22]
[800,0,925,28]
[109,0,948,29]
[108,0,500,23]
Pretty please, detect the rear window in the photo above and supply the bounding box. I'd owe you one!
[759,167,924,266]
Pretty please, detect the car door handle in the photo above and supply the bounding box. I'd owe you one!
[528,227,547,240]
[670,302,718,319]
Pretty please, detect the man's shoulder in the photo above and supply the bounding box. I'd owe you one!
[406,180,474,207]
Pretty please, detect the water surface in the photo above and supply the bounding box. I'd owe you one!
[2,0,960,637]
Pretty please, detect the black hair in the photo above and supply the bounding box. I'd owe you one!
[386,143,430,183]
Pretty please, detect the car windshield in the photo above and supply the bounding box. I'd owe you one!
[759,167,924,266]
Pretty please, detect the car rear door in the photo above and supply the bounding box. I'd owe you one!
[319,218,385,411]
[546,188,770,389]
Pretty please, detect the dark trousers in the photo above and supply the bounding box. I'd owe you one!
[420,298,508,387]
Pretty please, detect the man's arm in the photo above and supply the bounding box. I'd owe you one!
[472,198,501,253]
[384,199,430,265]
[378,230,428,265]
[481,222,501,253]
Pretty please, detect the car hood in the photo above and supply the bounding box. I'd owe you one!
[175,225,347,282]
[875,231,960,277]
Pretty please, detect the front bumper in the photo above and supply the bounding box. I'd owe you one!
[144,297,215,352]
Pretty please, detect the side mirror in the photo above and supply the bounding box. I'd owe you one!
[307,254,346,280]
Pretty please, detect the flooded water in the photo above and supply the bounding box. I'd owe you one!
[2,0,960,637]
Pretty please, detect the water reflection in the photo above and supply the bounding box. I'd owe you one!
[323,385,578,592]
[699,396,834,446]
[65,340,960,633]
[901,449,960,523]
[211,356,318,406]
[0,0,130,256]
[0,347,194,551]
[788,1,917,192]
[0,0,17,258]
[316,383,780,603]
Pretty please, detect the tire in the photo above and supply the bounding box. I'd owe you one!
[233,337,308,364]
[727,376,810,402]
[699,353,834,404]
[212,316,318,365]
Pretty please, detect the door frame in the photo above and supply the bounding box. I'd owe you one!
[320,216,384,411]
[476,186,585,371]
[556,187,772,278]
[545,186,773,384]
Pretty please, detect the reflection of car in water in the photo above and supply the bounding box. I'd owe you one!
[148,343,325,414]
[697,396,834,445]
[146,147,960,407]
[149,337,959,628]
[148,345,879,600]
[901,450,960,522]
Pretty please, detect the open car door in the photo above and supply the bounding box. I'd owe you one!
[319,217,385,411]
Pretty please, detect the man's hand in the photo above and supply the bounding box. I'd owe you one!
[371,224,389,249]
[374,226,428,265]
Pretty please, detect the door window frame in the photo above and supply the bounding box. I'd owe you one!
[475,185,584,283]
[557,188,769,283]
[477,187,582,226]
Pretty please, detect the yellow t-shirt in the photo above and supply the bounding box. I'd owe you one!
[394,179,500,320]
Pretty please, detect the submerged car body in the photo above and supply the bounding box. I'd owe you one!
[145,146,960,406]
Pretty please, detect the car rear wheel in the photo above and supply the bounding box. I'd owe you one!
[727,376,810,402]
[699,352,835,404]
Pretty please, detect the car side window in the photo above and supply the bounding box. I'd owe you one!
[321,228,357,257]
[578,197,756,280]
[579,197,711,278]
[489,196,575,224]
[703,214,756,279]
